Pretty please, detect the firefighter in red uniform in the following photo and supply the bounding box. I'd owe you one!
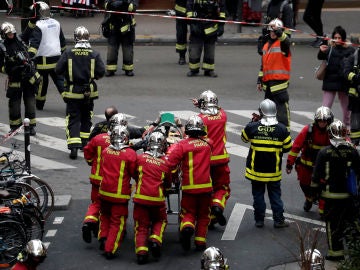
[132,132,172,265]
[286,106,333,213]
[82,112,139,244]
[98,125,137,259]
[166,115,213,252]
[257,18,291,129]
[192,90,230,227]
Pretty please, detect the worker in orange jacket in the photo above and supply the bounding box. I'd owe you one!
[166,115,213,252]
[98,125,137,260]
[132,131,172,265]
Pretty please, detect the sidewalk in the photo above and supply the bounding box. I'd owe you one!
[1,7,359,46]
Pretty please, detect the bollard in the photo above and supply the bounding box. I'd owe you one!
[237,0,243,33]
[23,118,31,174]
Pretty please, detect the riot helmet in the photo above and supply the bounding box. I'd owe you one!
[259,99,278,126]
[185,115,207,137]
[201,246,229,270]
[199,90,219,115]
[314,106,334,125]
[146,131,167,158]
[29,1,50,19]
[328,119,349,147]
[0,22,16,39]
[17,239,47,264]
[110,125,129,150]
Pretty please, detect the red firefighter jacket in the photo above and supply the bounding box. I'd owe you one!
[262,39,291,82]
[166,137,212,194]
[83,133,110,186]
[133,153,172,206]
[99,146,137,203]
[287,124,330,168]
[199,108,229,165]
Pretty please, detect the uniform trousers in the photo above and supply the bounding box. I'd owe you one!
[36,68,64,109]
[84,184,101,224]
[176,16,188,56]
[99,200,128,254]
[180,193,211,246]
[106,30,135,72]
[323,198,357,258]
[65,99,94,149]
[251,180,285,223]
[133,203,167,255]
[188,33,216,72]
[264,89,290,129]
[303,0,324,36]
[8,88,36,129]
[210,164,231,210]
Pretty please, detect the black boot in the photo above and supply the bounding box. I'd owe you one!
[178,52,186,65]
[137,253,148,265]
[180,227,194,251]
[211,206,227,226]
[69,148,78,160]
[150,241,161,259]
[82,223,93,243]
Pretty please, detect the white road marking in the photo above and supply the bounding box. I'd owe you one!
[53,217,64,224]
[0,146,75,170]
[222,203,325,240]
[45,229,57,237]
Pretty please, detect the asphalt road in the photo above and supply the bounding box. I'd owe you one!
[0,45,345,269]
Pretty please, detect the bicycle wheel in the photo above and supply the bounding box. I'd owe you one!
[0,220,27,267]
[3,182,41,209]
[17,175,54,220]
[22,205,45,241]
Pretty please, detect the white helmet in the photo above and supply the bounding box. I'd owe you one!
[259,99,278,126]
[29,1,50,19]
[110,125,129,150]
[267,18,283,31]
[0,22,16,39]
[201,246,229,270]
[17,239,47,263]
[199,90,219,115]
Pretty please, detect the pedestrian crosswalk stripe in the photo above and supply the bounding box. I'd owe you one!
[0,110,318,170]
[0,123,84,158]
[0,146,75,170]
[36,117,66,129]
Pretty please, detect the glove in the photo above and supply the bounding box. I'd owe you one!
[286,163,293,174]
[128,3,136,12]
[274,28,283,38]
[217,23,224,37]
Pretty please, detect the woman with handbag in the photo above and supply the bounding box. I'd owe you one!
[317,25,355,129]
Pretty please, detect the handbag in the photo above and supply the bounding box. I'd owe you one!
[315,60,327,80]
[315,46,333,81]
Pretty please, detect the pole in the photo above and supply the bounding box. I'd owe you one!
[23,118,31,174]
[237,0,243,33]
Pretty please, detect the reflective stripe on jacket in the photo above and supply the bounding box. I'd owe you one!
[262,39,291,82]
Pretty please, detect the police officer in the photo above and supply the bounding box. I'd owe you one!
[257,18,292,129]
[0,22,40,135]
[55,26,105,159]
[343,46,360,146]
[186,0,226,78]
[27,1,66,111]
[241,99,292,228]
[104,0,137,77]
[311,120,360,261]
[175,0,188,65]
